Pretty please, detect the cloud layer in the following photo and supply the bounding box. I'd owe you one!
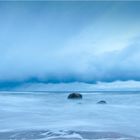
[0,1,140,89]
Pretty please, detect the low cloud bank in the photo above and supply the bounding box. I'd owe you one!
[1,41,140,85]
[14,80,140,91]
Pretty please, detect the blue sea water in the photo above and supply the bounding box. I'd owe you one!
[0,91,140,139]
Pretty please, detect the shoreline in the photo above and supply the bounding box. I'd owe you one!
[0,130,139,140]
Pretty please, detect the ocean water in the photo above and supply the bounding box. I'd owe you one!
[0,91,140,140]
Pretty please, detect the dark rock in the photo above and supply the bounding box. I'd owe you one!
[97,100,107,104]
[68,93,82,99]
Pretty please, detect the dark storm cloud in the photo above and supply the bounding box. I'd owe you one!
[0,1,140,89]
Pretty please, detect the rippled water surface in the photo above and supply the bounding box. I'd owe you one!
[0,91,140,139]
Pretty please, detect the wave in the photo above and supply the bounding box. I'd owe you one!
[0,130,139,140]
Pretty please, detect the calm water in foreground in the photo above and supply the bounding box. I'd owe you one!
[0,91,140,140]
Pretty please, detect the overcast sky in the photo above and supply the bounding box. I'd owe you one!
[0,1,140,89]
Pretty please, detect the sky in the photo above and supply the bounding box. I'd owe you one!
[0,1,140,90]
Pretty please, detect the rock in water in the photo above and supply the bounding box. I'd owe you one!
[68,93,82,99]
[97,100,107,104]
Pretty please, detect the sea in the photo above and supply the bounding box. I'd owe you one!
[0,91,140,140]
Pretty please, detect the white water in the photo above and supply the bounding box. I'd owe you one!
[0,91,140,139]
